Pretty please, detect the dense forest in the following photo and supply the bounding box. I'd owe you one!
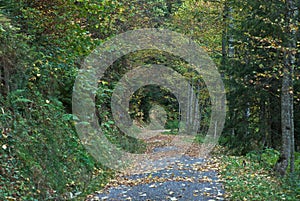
[0,0,299,200]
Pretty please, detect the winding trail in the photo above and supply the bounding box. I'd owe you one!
[86,130,225,201]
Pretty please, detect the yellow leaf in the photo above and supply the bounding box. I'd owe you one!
[2,144,7,150]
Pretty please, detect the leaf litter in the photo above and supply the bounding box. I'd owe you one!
[86,132,225,201]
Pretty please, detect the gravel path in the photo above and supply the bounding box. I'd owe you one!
[86,132,225,201]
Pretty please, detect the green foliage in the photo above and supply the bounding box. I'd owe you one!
[220,154,299,200]
[1,90,113,200]
[0,7,114,197]
[169,0,223,56]
[161,129,178,135]
[165,119,179,131]
[194,134,205,144]
[1,0,299,199]
[294,152,300,172]
[220,0,297,153]
[95,79,147,154]
[246,148,280,169]
[0,22,34,95]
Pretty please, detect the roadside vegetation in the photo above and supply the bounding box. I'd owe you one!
[0,0,299,200]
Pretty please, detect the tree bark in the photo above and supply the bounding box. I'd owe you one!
[275,0,297,176]
[221,0,228,66]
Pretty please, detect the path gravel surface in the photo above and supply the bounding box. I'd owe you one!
[86,131,225,201]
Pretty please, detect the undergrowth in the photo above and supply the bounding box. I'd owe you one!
[219,148,300,200]
[0,90,114,200]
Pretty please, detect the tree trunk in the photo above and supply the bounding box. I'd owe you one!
[221,0,228,66]
[275,0,297,176]
[276,54,293,176]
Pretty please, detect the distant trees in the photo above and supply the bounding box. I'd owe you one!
[221,0,299,175]
[223,0,286,152]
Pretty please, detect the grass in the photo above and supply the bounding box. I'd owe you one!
[218,149,300,200]
[161,129,178,135]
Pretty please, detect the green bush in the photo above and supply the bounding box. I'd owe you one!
[246,148,280,169]
[1,90,112,200]
[165,119,179,131]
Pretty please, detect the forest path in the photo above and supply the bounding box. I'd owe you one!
[86,130,225,201]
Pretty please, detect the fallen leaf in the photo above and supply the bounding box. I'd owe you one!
[139,193,147,197]
[2,144,7,150]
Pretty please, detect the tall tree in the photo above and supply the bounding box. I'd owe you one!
[221,0,295,153]
[275,0,298,176]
